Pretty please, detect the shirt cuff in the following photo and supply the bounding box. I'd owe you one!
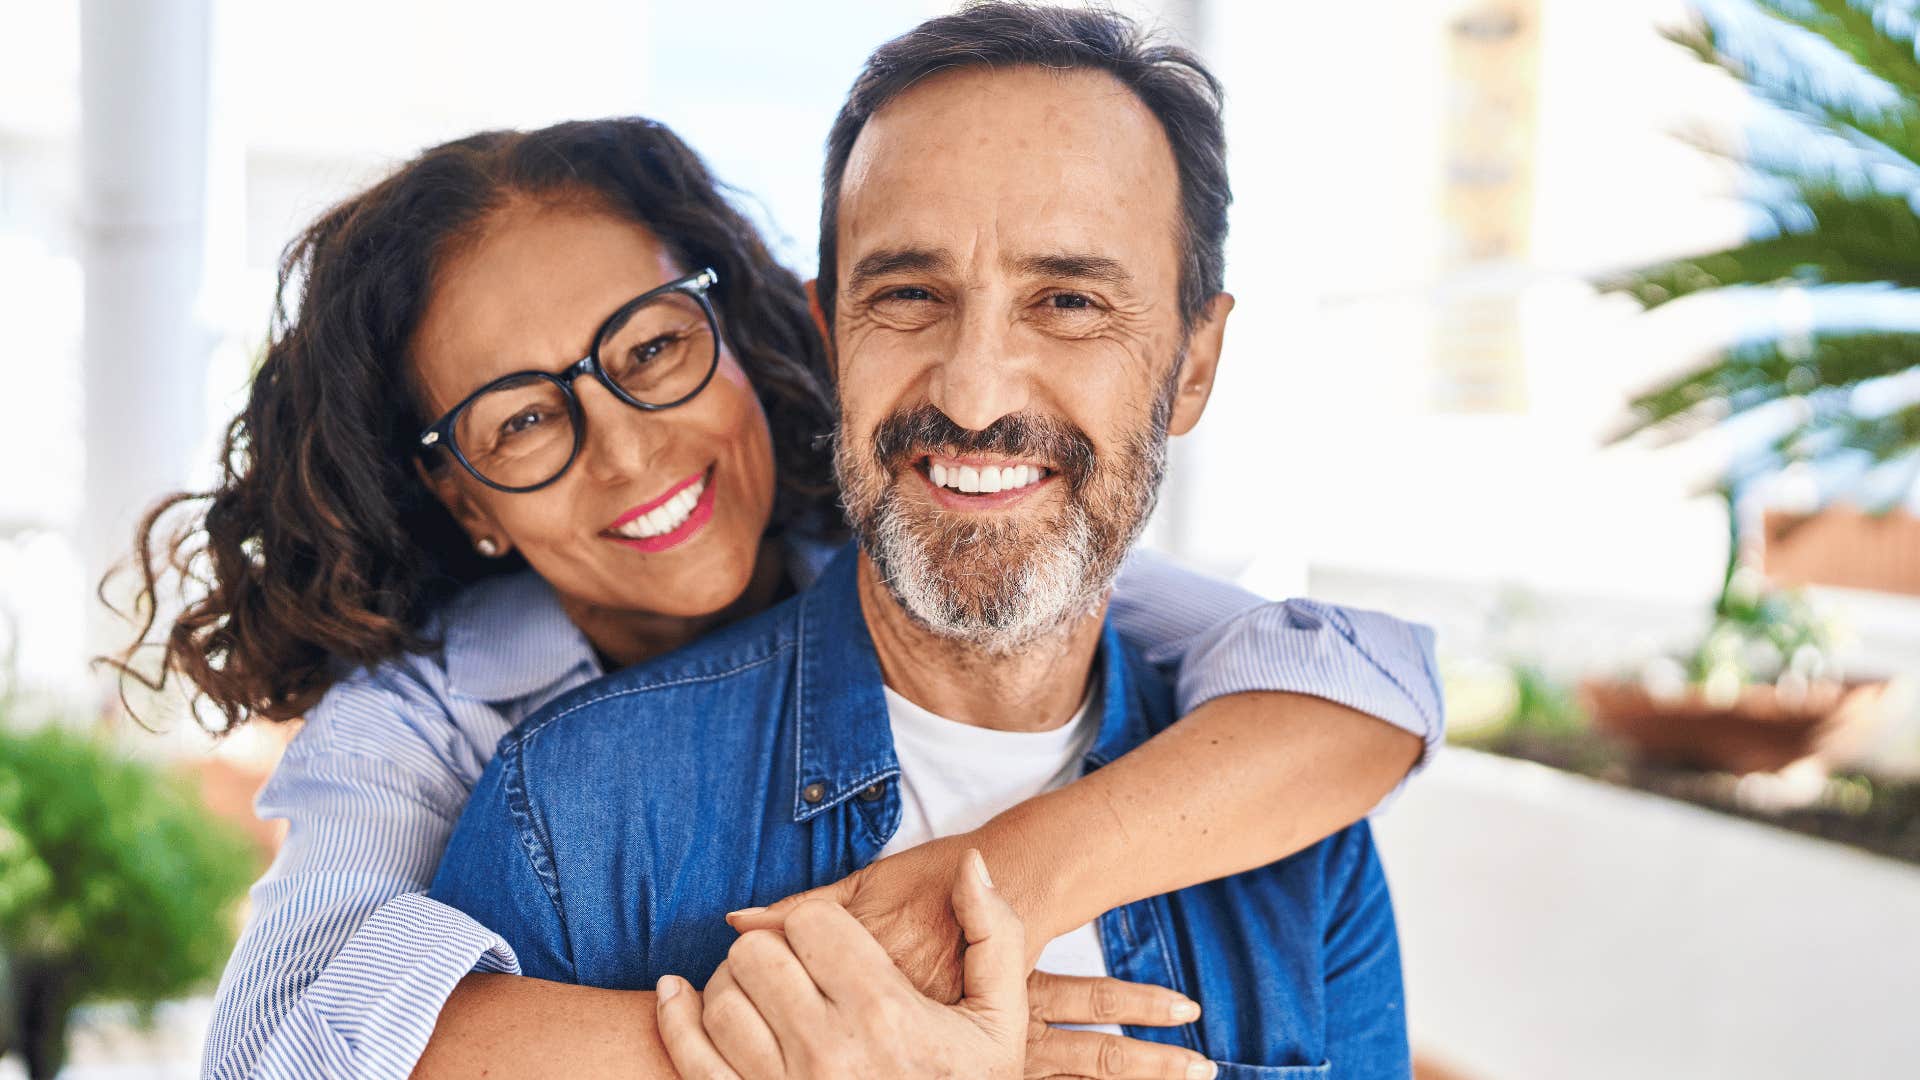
[243,893,519,1080]
[1172,598,1445,812]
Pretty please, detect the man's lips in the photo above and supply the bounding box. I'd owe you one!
[914,454,1055,510]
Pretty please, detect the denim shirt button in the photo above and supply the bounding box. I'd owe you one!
[801,782,827,804]
[858,782,886,802]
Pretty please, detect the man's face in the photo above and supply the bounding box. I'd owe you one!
[831,65,1226,651]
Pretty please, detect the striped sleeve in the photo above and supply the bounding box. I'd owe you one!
[1108,550,1444,788]
[201,682,516,1080]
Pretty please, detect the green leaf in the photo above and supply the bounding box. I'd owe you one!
[1600,184,1920,307]
[1617,327,1920,436]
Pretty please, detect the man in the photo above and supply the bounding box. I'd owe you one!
[430,4,1410,1076]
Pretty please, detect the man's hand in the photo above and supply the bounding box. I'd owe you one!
[661,851,1217,1080]
[656,849,1026,1079]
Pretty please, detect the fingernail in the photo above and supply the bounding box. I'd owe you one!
[726,906,768,919]
[1186,1060,1216,1080]
[1170,998,1201,1022]
[656,975,680,1001]
[971,849,994,888]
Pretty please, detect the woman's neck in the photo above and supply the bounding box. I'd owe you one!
[560,537,789,672]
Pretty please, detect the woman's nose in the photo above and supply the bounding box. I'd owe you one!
[573,374,671,485]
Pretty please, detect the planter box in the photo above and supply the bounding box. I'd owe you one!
[1762,508,1920,597]
[1374,749,1920,1080]
[1582,678,1890,774]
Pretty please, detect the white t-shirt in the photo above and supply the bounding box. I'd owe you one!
[877,683,1120,1035]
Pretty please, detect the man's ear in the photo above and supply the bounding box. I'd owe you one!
[412,456,512,558]
[1168,292,1234,437]
[803,278,838,376]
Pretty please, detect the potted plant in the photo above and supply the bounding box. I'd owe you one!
[1580,565,1890,774]
[1601,0,1920,591]
[0,718,257,1079]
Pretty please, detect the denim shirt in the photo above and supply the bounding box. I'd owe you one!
[430,546,1410,1078]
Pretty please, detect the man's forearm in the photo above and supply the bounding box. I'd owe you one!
[977,691,1422,949]
[411,974,675,1079]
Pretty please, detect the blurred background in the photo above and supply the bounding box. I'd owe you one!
[2,0,1918,1076]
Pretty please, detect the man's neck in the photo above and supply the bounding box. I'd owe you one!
[855,552,1107,733]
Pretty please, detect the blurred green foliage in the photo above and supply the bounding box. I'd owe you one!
[1602,0,1920,489]
[0,718,257,1013]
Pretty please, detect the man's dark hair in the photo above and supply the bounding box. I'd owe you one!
[818,1,1231,332]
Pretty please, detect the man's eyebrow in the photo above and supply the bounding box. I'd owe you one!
[846,247,955,292]
[1016,252,1136,292]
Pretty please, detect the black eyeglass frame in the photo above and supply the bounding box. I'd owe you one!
[416,267,722,494]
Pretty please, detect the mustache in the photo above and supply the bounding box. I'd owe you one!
[869,405,1098,491]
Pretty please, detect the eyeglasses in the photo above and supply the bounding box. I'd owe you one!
[418,268,722,493]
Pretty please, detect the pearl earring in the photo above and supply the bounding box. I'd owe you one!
[476,538,500,557]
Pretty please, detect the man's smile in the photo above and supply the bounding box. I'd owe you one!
[914,453,1056,510]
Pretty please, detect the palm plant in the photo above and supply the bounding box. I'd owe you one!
[1603,0,1920,500]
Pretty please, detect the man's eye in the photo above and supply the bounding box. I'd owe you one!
[1050,293,1092,310]
[884,286,933,302]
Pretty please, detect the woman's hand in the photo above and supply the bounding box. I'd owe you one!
[729,834,986,1002]
[697,850,1215,1080]
[658,850,1026,1079]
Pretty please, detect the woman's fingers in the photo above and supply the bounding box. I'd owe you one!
[723,928,831,1036]
[697,962,786,1080]
[726,877,857,933]
[1027,971,1202,1028]
[1027,1025,1218,1080]
[653,975,743,1080]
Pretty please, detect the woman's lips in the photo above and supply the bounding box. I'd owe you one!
[607,469,708,531]
[603,467,718,554]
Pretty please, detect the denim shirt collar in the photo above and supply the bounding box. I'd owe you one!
[791,543,1146,822]
[440,570,601,703]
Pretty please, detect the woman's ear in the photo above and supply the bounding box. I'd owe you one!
[1167,292,1235,437]
[804,278,837,376]
[412,456,513,558]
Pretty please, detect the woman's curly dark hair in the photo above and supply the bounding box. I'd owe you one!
[105,118,842,735]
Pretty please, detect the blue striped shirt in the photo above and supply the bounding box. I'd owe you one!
[201,541,1441,1079]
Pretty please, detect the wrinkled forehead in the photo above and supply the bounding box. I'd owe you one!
[836,65,1184,286]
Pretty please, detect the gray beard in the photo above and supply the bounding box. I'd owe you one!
[837,369,1178,654]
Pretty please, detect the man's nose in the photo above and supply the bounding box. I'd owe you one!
[575,374,670,484]
[928,305,1032,433]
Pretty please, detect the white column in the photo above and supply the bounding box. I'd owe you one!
[78,0,213,686]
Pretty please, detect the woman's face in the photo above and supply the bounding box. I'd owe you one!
[410,198,778,621]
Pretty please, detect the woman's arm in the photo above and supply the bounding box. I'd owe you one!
[985,690,1422,952]
[735,552,1438,980]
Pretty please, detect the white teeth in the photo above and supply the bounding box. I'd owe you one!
[930,461,1046,495]
[615,477,705,539]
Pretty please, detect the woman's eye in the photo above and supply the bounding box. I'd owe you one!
[632,335,675,364]
[502,408,549,437]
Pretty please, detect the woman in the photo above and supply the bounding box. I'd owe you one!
[116,118,1437,1080]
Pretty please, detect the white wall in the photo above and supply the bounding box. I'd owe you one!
[1377,750,1920,1079]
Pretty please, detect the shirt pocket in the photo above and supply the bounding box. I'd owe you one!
[1214,1062,1331,1080]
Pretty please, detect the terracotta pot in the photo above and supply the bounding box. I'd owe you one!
[1580,677,1890,775]
[1761,508,1920,597]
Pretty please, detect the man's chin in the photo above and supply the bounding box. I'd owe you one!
[870,512,1105,652]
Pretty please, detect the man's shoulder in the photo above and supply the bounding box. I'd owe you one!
[500,591,807,760]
